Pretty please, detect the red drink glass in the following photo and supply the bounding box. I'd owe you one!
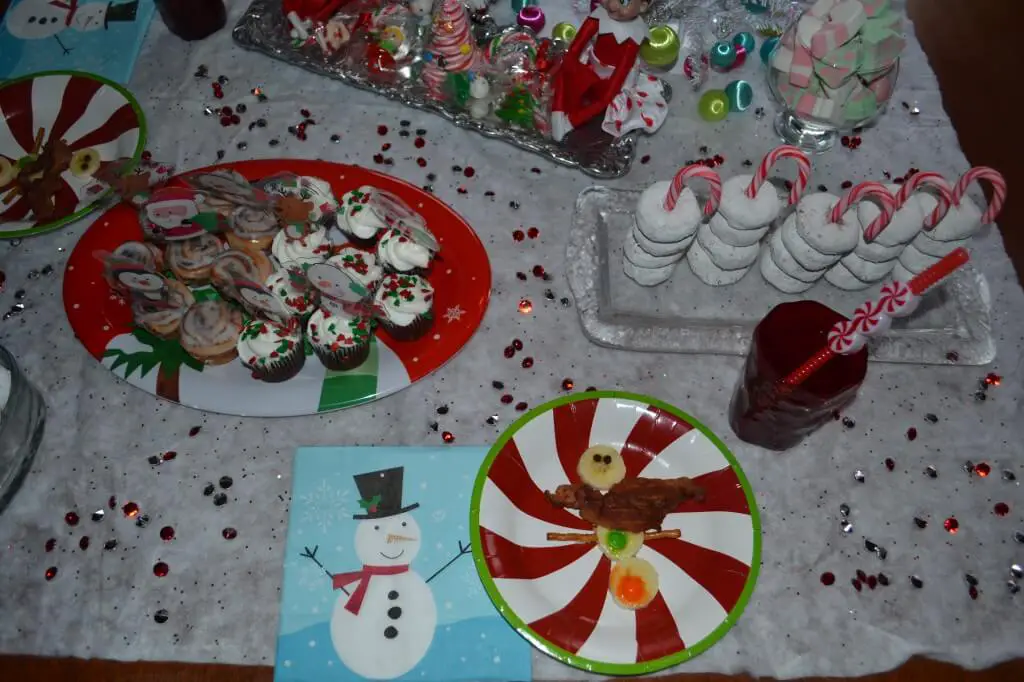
[156,0,227,41]
[729,301,868,450]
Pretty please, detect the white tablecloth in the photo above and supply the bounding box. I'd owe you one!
[1,1,1022,679]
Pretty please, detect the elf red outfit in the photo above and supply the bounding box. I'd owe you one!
[549,5,668,141]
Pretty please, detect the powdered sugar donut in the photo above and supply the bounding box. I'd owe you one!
[624,233,684,268]
[631,224,694,257]
[856,183,924,247]
[635,181,703,243]
[839,252,896,283]
[824,260,873,291]
[890,261,915,283]
[686,239,750,286]
[910,231,970,258]
[795,192,860,257]
[768,229,826,283]
[623,259,676,286]
[779,204,842,270]
[759,247,813,294]
[926,194,982,242]
[897,242,940,274]
[695,222,759,270]
[709,213,769,247]
[717,175,782,230]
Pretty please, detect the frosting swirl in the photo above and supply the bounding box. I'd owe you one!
[113,241,163,271]
[376,228,431,272]
[266,269,318,318]
[373,273,433,326]
[229,206,281,241]
[166,233,223,271]
[307,307,375,350]
[132,280,194,331]
[180,300,243,350]
[237,318,302,368]
[271,225,331,270]
[211,249,272,288]
[326,247,383,290]
[338,186,389,239]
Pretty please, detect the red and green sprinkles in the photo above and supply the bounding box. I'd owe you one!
[380,275,430,308]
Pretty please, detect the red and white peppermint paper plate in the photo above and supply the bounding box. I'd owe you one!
[469,391,761,675]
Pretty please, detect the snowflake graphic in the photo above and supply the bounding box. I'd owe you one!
[443,305,465,323]
[297,479,351,535]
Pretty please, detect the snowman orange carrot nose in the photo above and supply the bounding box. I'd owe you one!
[386,533,416,543]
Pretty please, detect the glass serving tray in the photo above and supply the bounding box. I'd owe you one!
[566,186,995,365]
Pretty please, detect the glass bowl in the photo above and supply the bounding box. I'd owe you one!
[0,345,46,516]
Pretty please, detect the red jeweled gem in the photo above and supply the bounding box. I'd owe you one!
[944,517,959,534]
[503,345,515,358]
[885,458,895,471]
[122,502,139,518]
[65,512,79,526]
[527,227,539,239]
[79,536,90,551]
[532,265,545,278]
[515,402,528,412]
[521,357,534,369]
[377,125,388,135]
[45,566,58,581]
[975,462,991,477]
[153,562,169,577]
[512,339,523,351]
[820,572,835,586]
[45,538,56,552]
[851,578,862,592]
[500,394,514,404]
[994,502,1010,516]
[189,426,201,437]
[160,526,175,542]
[907,427,917,441]
[442,432,455,444]
[414,137,425,148]
[222,528,238,540]
[562,378,574,391]
[162,451,177,461]
[512,230,525,242]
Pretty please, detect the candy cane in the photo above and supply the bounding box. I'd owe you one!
[953,166,1007,225]
[895,171,954,230]
[663,164,722,217]
[746,145,811,205]
[829,181,896,242]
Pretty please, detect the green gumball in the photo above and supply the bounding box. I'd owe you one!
[733,31,756,54]
[699,90,730,121]
[709,41,736,71]
[510,0,536,13]
[725,80,754,112]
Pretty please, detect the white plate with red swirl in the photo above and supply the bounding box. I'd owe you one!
[469,391,760,675]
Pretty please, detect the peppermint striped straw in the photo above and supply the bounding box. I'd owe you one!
[895,171,955,230]
[663,164,722,217]
[829,181,898,242]
[953,166,1007,224]
[780,248,970,386]
[746,145,811,205]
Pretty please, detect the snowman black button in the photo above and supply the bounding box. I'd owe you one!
[384,626,398,639]
[387,590,399,600]
[387,607,402,620]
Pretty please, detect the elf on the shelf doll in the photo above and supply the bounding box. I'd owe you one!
[549,0,668,142]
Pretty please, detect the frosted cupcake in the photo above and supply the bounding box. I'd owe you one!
[265,269,318,322]
[271,224,332,273]
[374,273,434,341]
[179,300,244,366]
[337,186,389,247]
[376,228,433,276]
[306,307,375,370]
[326,247,383,292]
[237,317,305,383]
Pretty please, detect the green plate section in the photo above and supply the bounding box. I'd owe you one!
[468,390,762,676]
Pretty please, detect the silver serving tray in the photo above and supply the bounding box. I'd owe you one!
[566,186,995,365]
[232,0,670,178]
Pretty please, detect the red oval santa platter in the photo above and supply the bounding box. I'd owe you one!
[63,159,491,417]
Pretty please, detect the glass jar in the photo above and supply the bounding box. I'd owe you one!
[156,0,227,41]
[766,12,901,153]
[0,345,47,516]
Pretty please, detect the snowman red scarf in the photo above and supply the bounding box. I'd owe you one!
[333,564,410,614]
[49,0,79,25]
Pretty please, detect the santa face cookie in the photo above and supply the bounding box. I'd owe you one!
[623,259,676,287]
[635,181,703,244]
[925,194,982,242]
[623,233,684,268]
[768,229,826,283]
[759,247,813,294]
[709,213,769,248]
[795,192,859,257]
[631,224,694,257]
[856,183,924,247]
[717,175,782,230]
[686,239,750,286]
[695,222,759,271]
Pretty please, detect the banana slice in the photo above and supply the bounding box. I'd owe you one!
[0,157,17,187]
[576,444,626,490]
[70,148,101,178]
[596,527,644,560]
[609,557,660,610]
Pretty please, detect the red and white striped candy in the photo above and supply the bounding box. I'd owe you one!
[746,145,811,205]
[827,318,865,354]
[829,181,897,241]
[852,299,892,336]
[895,171,954,230]
[953,166,1007,224]
[663,164,722,217]
[877,279,919,317]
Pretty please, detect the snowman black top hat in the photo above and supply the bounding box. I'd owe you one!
[352,467,419,520]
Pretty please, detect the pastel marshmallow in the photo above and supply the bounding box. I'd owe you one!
[717,175,782,230]
[825,260,873,290]
[795,191,860,256]
[924,195,982,242]
[808,0,838,18]
[796,92,837,121]
[810,1,866,59]
[632,224,695,257]
[840,251,896,283]
[686,239,751,286]
[856,183,924,246]
[768,229,827,283]
[759,247,813,294]
[860,0,892,18]
[897,243,940,274]
[797,15,824,48]
[695,222,760,270]
[780,211,843,271]
[843,83,879,123]
[624,233,685,268]
[772,45,795,72]
[636,181,702,243]
[710,213,769,247]
[623,258,677,287]
[788,44,816,87]
[814,39,863,89]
